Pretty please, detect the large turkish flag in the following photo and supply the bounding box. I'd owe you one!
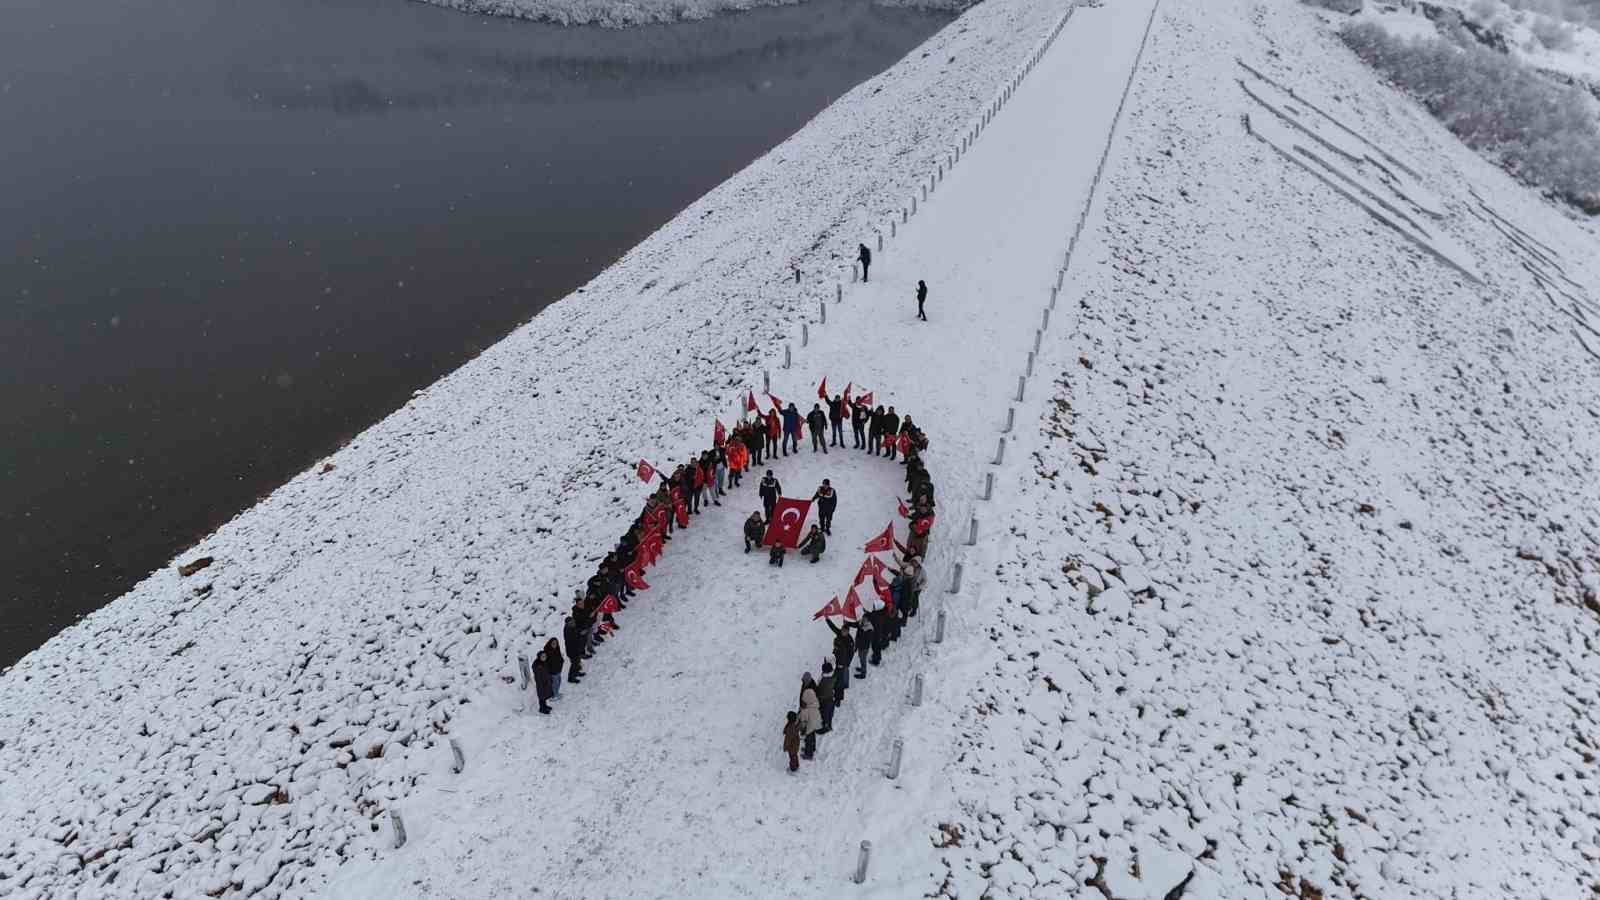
[762,497,812,549]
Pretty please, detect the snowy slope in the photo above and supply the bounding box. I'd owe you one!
[0,1,1070,897]
[907,0,1600,898]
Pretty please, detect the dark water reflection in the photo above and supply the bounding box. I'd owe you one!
[0,0,950,666]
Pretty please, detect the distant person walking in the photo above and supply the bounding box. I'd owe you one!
[916,280,928,321]
[858,243,872,283]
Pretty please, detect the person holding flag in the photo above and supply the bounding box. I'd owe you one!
[882,406,901,459]
[781,402,803,456]
[765,408,781,460]
[828,394,846,447]
[850,396,870,449]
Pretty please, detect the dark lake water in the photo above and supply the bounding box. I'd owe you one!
[0,0,951,667]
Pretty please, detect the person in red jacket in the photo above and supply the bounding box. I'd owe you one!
[689,458,705,514]
[765,409,781,460]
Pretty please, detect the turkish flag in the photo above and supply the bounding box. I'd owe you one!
[817,377,828,400]
[637,460,657,483]
[857,391,874,407]
[762,497,812,548]
[897,497,910,518]
[873,574,894,610]
[898,433,912,455]
[812,596,844,620]
[855,555,886,586]
[598,594,620,615]
[842,382,852,405]
[913,515,934,535]
[863,522,895,553]
[842,587,863,621]
[714,419,727,447]
[675,502,689,528]
[746,390,759,413]
[767,392,783,411]
[624,566,650,591]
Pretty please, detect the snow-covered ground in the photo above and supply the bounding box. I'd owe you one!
[418,0,973,29]
[7,0,1600,896]
[1357,0,1600,91]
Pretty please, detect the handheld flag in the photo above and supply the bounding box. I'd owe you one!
[898,432,912,455]
[598,594,620,615]
[637,460,657,483]
[896,497,910,518]
[817,377,828,400]
[842,587,863,621]
[858,391,874,407]
[855,555,886,586]
[767,392,783,411]
[714,419,727,447]
[745,390,759,413]
[624,566,650,591]
[763,497,812,548]
[913,515,935,535]
[842,382,852,405]
[812,596,844,620]
[863,522,895,554]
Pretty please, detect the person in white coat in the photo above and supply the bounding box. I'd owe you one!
[798,675,823,760]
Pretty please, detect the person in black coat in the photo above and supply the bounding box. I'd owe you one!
[916,279,928,321]
[868,406,886,455]
[812,480,838,535]
[798,525,826,564]
[806,404,828,453]
[543,637,565,699]
[827,396,845,447]
[850,400,870,449]
[533,651,553,715]
[758,470,782,521]
[826,618,854,701]
[881,407,901,459]
[562,616,586,683]
[744,511,766,553]
[858,243,872,283]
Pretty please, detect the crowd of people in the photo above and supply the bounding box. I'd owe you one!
[782,417,936,772]
[524,383,938,779]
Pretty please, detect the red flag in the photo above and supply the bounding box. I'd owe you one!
[863,522,895,553]
[842,587,863,620]
[675,502,689,528]
[745,390,759,413]
[898,432,912,455]
[896,497,910,518]
[624,566,650,591]
[913,515,934,535]
[767,392,783,411]
[858,391,874,407]
[714,419,727,447]
[855,555,886,586]
[873,573,893,607]
[598,594,620,615]
[817,377,828,400]
[762,497,812,548]
[842,382,852,405]
[812,596,844,620]
[637,460,657,482]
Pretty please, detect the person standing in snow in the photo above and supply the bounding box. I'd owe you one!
[799,676,822,759]
[782,403,803,456]
[765,408,782,460]
[798,525,826,564]
[727,438,748,488]
[881,407,901,459]
[851,398,871,450]
[533,651,554,715]
[867,405,886,455]
[744,511,766,553]
[826,618,854,700]
[812,479,837,535]
[916,279,928,321]
[563,616,587,683]
[783,711,802,773]
[759,470,782,521]
[816,662,836,734]
[806,404,828,453]
[828,395,846,447]
[852,618,873,680]
[543,637,564,700]
[714,448,728,502]
[858,243,872,283]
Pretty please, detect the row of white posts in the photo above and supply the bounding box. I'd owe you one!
[851,2,1080,887]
